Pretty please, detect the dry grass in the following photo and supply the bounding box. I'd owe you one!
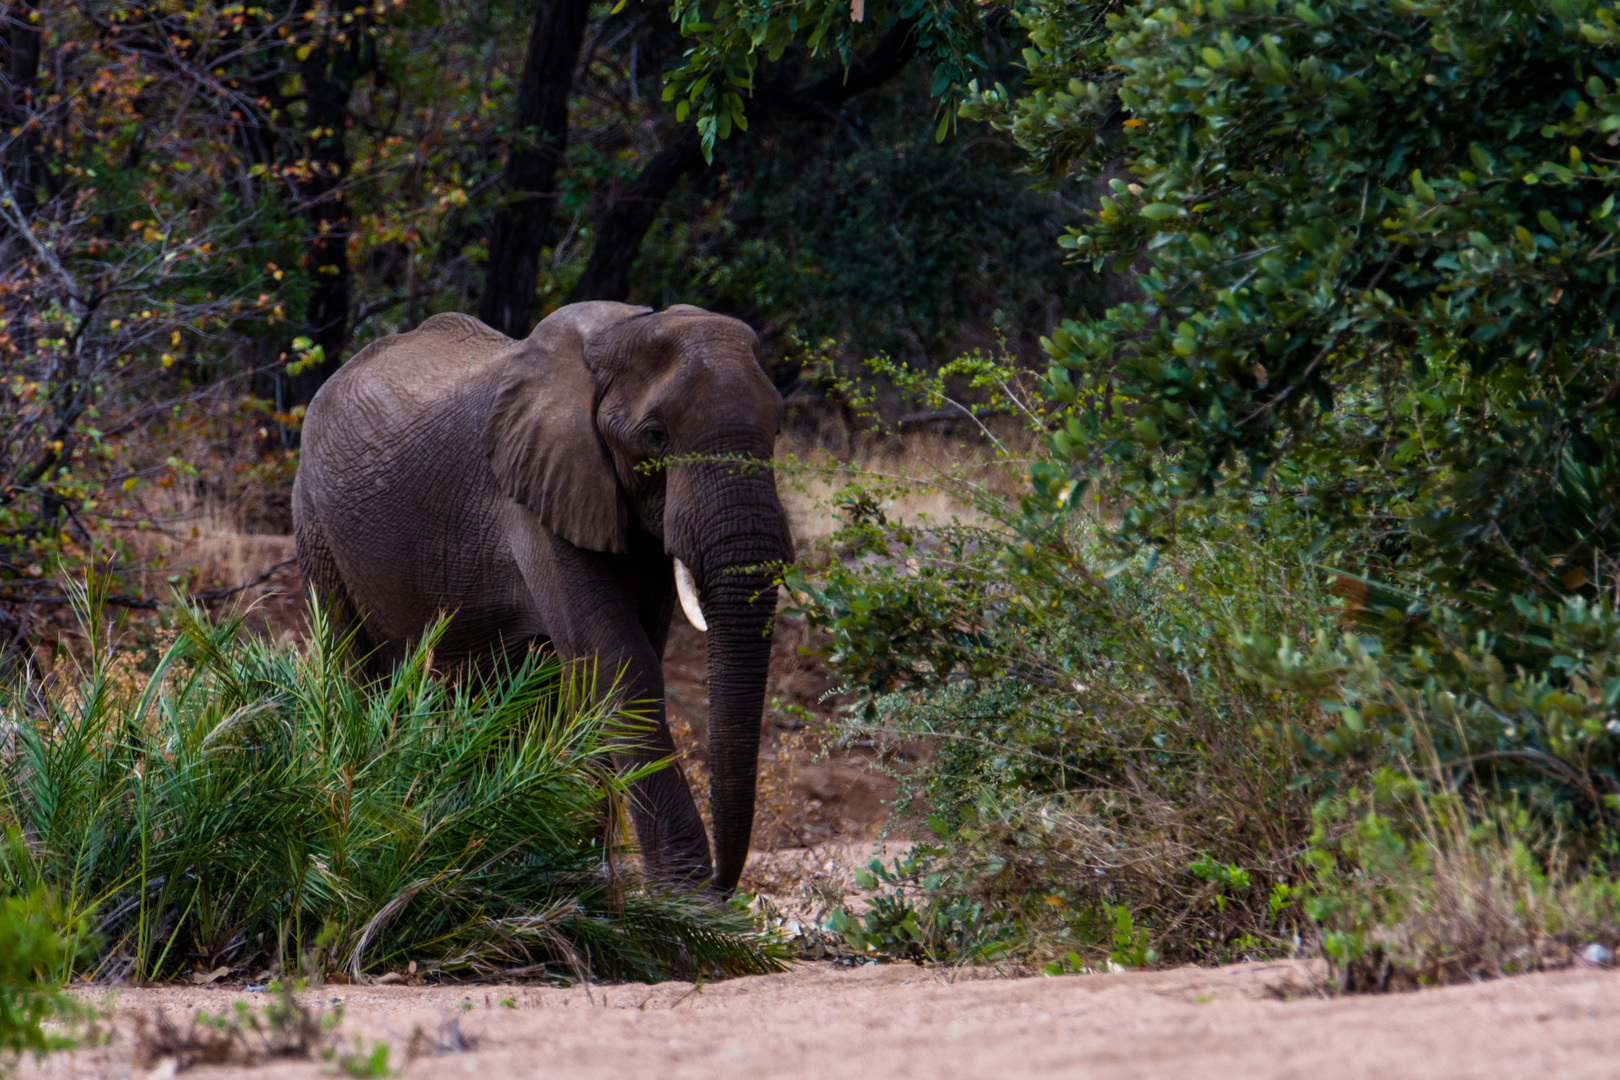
[773,426,1029,544]
[1316,799,1620,993]
[132,987,328,1072]
[117,483,302,626]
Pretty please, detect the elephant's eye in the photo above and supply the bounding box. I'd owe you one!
[644,425,669,453]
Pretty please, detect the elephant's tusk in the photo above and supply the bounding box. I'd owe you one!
[674,558,707,632]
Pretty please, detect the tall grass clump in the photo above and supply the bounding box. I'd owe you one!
[0,585,780,985]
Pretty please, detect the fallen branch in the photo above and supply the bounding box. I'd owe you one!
[0,557,298,612]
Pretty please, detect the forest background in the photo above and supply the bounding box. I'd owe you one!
[7,0,1620,1011]
[0,0,1082,614]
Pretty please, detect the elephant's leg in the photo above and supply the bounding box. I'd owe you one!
[527,542,711,885]
[292,498,374,665]
[596,637,711,884]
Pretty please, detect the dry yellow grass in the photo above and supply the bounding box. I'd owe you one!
[773,426,1030,544]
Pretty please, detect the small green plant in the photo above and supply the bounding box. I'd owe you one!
[330,1036,392,1078]
[830,852,1018,965]
[0,878,88,1070]
[1105,906,1156,970]
[1188,861,1252,914]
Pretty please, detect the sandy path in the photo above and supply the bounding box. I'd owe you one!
[21,960,1620,1080]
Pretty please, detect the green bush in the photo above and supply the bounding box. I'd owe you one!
[0,875,86,1070]
[788,351,1620,982]
[1238,589,1620,837]
[961,0,1620,596]
[0,586,779,985]
[784,355,1333,966]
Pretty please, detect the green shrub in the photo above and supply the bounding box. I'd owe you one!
[784,355,1335,967]
[0,877,86,1070]
[0,586,779,985]
[1237,589,1620,840]
[789,352,1620,983]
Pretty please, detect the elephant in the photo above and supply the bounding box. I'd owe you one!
[291,301,793,893]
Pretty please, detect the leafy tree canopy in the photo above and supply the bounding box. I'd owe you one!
[679,0,1620,604]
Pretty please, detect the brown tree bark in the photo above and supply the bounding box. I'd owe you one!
[478,0,593,339]
[568,19,920,304]
[285,30,366,406]
[0,1,42,233]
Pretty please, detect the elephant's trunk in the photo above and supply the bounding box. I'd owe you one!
[666,452,790,894]
[702,564,778,892]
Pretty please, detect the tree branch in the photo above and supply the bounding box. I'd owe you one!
[569,20,919,304]
[0,556,299,613]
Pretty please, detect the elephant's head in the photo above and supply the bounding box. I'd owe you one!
[484,301,792,892]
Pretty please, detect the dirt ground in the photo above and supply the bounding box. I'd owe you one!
[21,955,1620,1080]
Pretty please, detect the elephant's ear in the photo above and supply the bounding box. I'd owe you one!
[483,302,650,554]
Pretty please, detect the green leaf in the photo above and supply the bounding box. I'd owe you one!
[1411,170,1435,203]
[1140,202,1185,220]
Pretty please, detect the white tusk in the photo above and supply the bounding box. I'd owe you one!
[674,558,707,632]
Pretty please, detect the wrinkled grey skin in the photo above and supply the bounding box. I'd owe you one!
[292,302,792,892]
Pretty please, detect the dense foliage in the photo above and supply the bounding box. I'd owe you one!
[981,0,1620,603]
[669,0,1620,976]
[0,0,1067,648]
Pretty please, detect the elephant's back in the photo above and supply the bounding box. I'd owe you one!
[306,313,512,447]
[295,313,537,658]
[299,312,512,512]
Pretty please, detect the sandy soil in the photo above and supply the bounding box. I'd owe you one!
[21,959,1620,1080]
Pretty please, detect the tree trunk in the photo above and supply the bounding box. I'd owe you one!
[568,20,919,304]
[286,33,360,407]
[0,0,43,252]
[478,0,592,338]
